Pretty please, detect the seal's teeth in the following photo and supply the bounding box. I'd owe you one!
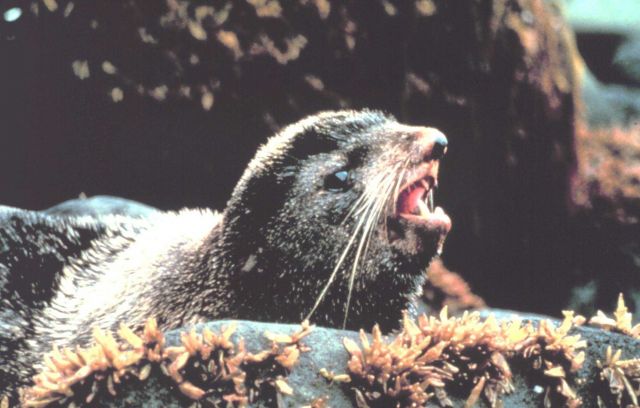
[417,198,430,216]
[427,189,434,213]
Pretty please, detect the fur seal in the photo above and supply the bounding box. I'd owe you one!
[0,110,451,393]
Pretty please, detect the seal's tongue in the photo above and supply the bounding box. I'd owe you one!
[398,185,426,215]
[393,177,451,255]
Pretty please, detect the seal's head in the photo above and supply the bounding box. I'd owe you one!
[219,110,451,330]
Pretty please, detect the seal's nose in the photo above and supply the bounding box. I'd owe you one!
[414,127,448,161]
[431,133,448,160]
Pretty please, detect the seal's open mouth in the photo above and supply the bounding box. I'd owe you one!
[396,161,450,230]
[388,158,451,255]
[397,174,436,217]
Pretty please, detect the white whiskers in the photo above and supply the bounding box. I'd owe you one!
[305,157,408,328]
[342,172,396,327]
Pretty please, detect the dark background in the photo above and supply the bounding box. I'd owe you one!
[2,0,639,316]
[1,1,253,211]
[1,0,623,211]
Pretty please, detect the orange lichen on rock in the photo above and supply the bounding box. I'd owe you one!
[21,319,312,407]
[596,347,640,407]
[304,395,328,408]
[573,124,640,224]
[216,30,244,60]
[343,308,586,407]
[246,0,282,18]
[250,34,308,64]
[22,318,166,407]
[423,259,486,313]
[589,294,640,339]
[518,311,586,407]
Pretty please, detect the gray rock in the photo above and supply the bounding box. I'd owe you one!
[581,69,640,127]
[92,316,639,407]
[613,36,640,86]
[44,195,159,218]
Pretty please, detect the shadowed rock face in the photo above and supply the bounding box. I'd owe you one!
[2,0,580,314]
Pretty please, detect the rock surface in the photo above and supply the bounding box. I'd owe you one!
[82,317,639,407]
[44,195,159,218]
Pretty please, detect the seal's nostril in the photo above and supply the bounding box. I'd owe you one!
[431,134,448,160]
[411,127,448,161]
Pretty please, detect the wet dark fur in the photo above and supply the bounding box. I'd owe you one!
[0,110,444,394]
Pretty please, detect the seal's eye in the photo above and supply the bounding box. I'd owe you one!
[324,170,351,192]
